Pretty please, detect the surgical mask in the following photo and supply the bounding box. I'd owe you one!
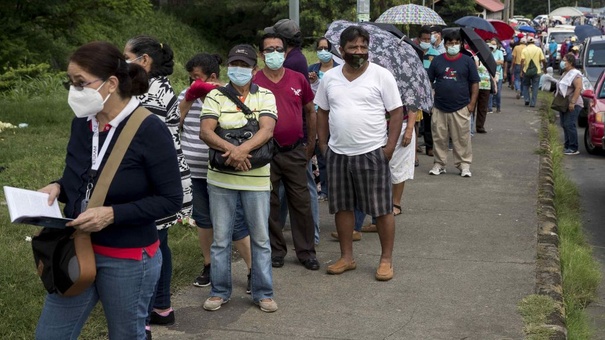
[317,49,332,63]
[447,45,460,56]
[68,81,110,118]
[264,51,285,70]
[431,34,437,44]
[343,53,368,69]
[227,66,253,86]
[489,44,497,50]
[420,42,432,50]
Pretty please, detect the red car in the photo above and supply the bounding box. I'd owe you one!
[581,69,605,155]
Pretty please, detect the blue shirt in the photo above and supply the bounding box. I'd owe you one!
[549,41,558,54]
[427,53,480,112]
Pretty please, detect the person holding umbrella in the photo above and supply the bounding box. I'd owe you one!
[427,29,479,177]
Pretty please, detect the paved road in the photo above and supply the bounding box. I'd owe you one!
[153,87,540,339]
[561,126,605,336]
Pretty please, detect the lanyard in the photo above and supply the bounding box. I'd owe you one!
[82,119,116,212]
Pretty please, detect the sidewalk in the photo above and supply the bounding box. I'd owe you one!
[154,86,541,339]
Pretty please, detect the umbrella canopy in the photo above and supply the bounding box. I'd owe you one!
[366,22,425,61]
[474,19,515,41]
[550,7,584,17]
[376,4,445,26]
[324,20,434,112]
[455,16,496,33]
[451,27,497,77]
[574,24,602,41]
[518,25,536,33]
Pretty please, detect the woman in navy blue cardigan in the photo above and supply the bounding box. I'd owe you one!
[36,41,183,340]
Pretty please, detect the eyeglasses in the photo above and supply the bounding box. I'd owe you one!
[263,47,285,54]
[63,78,102,91]
[316,47,329,51]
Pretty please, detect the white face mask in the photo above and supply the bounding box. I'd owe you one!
[68,81,110,118]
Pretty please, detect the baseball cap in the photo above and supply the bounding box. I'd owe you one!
[264,19,301,39]
[227,44,257,67]
[527,36,534,43]
[571,37,577,42]
[572,45,579,51]
[520,37,527,43]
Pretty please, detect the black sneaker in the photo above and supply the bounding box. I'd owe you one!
[150,309,175,325]
[193,264,211,287]
[246,270,251,294]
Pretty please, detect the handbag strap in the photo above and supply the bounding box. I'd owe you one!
[216,86,254,116]
[87,107,150,208]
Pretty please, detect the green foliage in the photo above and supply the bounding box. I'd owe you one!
[517,295,557,339]
[540,94,602,340]
[0,63,56,92]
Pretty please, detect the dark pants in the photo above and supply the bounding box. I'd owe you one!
[476,89,490,130]
[268,145,316,261]
[147,228,171,324]
[422,110,433,151]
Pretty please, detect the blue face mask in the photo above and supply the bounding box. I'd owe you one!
[317,49,332,63]
[264,51,285,70]
[431,34,437,44]
[447,45,460,56]
[227,66,253,86]
[419,42,432,50]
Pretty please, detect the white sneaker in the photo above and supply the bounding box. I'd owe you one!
[429,165,446,175]
[460,169,472,177]
[203,297,228,311]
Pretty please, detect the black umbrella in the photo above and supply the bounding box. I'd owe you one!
[448,27,497,77]
[455,16,496,33]
[366,22,425,61]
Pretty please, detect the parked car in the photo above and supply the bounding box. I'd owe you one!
[580,69,605,154]
[577,35,605,127]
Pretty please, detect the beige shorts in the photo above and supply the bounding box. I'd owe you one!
[390,121,415,184]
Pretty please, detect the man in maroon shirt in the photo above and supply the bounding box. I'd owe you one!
[253,33,319,270]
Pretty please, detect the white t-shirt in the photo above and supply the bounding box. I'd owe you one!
[314,62,402,156]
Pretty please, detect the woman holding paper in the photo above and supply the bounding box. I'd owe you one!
[36,41,183,340]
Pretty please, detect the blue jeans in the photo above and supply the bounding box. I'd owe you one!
[150,229,171,311]
[488,78,503,110]
[560,105,581,151]
[208,184,273,302]
[514,64,522,92]
[307,160,320,244]
[523,73,540,106]
[354,208,377,231]
[314,144,328,195]
[36,250,161,340]
[191,178,249,241]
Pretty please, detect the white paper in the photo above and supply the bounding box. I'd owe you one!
[3,186,72,228]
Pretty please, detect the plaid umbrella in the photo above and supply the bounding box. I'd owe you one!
[324,20,433,112]
[375,4,445,26]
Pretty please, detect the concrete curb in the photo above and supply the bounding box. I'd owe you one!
[535,110,567,339]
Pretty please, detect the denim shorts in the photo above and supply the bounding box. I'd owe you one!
[191,178,249,241]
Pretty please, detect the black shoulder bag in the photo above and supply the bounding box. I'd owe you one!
[208,86,274,171]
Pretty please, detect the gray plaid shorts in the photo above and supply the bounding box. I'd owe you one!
[326,147,393,216]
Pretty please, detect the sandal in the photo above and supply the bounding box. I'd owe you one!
[415,159,419,167]
[360,223,377,232]
[393,204,402,216]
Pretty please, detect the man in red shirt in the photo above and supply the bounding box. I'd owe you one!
[253,33,319,270]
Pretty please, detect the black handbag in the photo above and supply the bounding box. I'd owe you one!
[209,86,274,171]
[551,92,569,112]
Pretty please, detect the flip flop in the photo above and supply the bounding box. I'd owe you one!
[393,204,402,216]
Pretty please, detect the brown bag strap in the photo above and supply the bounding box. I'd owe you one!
[87,107,150,208]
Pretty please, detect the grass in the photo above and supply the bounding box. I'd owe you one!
[518,295,557,340]
[534,92,602,339]
[0,85,201,338]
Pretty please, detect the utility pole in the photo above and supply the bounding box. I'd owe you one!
[289,0,299,27]
[357,0,370,22]
[510,0,514,19]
